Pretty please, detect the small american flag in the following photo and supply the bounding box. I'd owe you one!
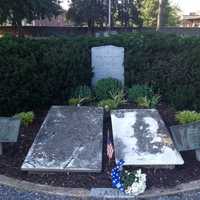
[107,138,114,160]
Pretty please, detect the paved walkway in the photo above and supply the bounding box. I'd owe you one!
[0,185,80,200]
[1,185,200,200]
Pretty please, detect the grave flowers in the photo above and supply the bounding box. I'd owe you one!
[111,160,146,196]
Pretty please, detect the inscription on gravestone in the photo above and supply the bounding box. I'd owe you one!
[170,121,200,151]
[92,45,124,85]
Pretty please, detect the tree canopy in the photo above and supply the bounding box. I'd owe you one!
[0,0,62,26]
[140,0,181,27]
[67,0,181,29]
[67,0,140,29]
[66,0,107,29]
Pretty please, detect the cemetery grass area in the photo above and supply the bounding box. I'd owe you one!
[0,104,200,189]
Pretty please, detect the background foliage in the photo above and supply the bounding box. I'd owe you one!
[1,32,200,114]
[140,0,180,27]
[0,35,92,114]
[67,0,180,29]
[0,0,61,26]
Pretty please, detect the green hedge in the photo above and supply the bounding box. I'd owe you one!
[89,33,200,111]
[1,33,200,114]
[0,36,92,114]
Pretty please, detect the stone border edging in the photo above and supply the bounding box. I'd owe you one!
[0,175,90,197]
[0,174,200,198]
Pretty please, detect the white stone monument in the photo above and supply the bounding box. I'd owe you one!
[92,45,124,85]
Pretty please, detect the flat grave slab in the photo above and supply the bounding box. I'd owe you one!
[111,109,184,166]
[170,122,200,151]
[0,117,21,143]
[21,106,104,172]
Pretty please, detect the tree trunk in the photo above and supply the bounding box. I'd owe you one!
[88,19,95,35]
[12,17,24,37]
[124,0,128,27]
[157,0,164,31]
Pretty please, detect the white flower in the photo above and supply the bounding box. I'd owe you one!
[124,170,146,196]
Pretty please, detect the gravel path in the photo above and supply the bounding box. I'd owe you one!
[0,185,78,200]
[1,184,200,200]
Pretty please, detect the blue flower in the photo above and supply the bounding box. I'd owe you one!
[111,159,125,193]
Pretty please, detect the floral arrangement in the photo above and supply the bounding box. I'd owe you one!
[122,169,146,195]
[111,160,146,196]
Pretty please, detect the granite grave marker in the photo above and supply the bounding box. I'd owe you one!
[111,109,184,166]
[170,122,200,161]
[0,117,21,155]
[92,45,124,85]
[21,106,104,172]
[170,121,200,151]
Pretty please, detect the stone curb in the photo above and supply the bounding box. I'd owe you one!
[1,175,200,199]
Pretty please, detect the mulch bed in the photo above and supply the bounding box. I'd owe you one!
[0,104,200,189]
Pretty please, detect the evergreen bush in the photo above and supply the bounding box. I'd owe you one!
[1,32,200,114]
[95,78,122,100]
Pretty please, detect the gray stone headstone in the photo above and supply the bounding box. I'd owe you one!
[92,45,124,85]
[170,121,200,151]
[21,106,103,172]
[0,117,21,143]
[111,109,184,166]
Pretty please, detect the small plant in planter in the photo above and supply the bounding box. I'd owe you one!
[69,85,93,106]
[98,99,117,110]
[128,84,160,108]
[175,111,200,124]
[136,95,160,108]
[73,85,92,99]
[95,77,122,100]
[14,111,34,126]
[98,90,126,110]
[128,85,153,102]
[68,98,81,106]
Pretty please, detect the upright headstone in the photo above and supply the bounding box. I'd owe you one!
[92,45,124,85]
[21,106,103,172]
[170,122,200,162]
[0,117,21,155]
[111,109,184,166]
[170,122,200,151]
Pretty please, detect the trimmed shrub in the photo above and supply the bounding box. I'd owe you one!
[98,99,117,110]
[98,90,126,110]
[68,98,80,106]
[128,85,154,102]
[14,111,34,126]
[1,32,200,114]
[0,36,92,114]
[136,95,160,108]
[123,33,200,110]
[95,78,122,100]
[176,111,200,125]
[72,85,92,99]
